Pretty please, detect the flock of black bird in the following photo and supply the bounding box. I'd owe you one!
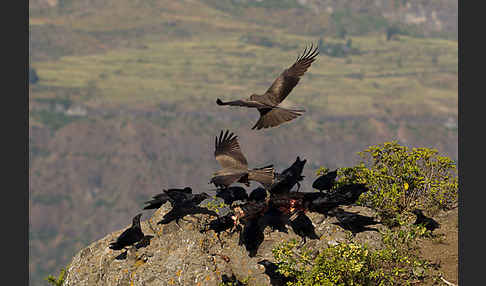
[107,43,440,284]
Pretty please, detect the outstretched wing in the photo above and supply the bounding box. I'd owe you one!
[252,107,304,130]
[263,43,319,104]
[214,130,248,169]
[216,98,273,109]
[211,172,247,189]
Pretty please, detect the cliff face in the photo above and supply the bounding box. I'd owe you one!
[63,203,384,285]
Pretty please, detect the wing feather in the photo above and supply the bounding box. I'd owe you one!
[214,130,248,169]
[211,172,247,188]
[216,98,272,109]
[264,44,319,104]
[252,107,304,130]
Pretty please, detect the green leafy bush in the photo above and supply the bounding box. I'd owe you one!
[46,268,66,286]
[272,234,437,286]
[332,141,457,225]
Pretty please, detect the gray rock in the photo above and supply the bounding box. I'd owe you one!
[63,204,385,286]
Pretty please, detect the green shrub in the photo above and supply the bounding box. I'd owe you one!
[45,268,66,286]
[333,141,457,225]
[272,233,438,286]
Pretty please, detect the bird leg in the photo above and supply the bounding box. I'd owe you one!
[298,237,307,249]
[216,232,226,248]
[114,250,128,260]
[174,218,186,230]
[295,181,301,192]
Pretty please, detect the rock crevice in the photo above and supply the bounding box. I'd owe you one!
[64,202,384,286]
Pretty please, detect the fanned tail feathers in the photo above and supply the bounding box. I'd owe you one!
[248,166,275,186]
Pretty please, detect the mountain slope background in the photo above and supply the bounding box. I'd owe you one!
[29,1,457,285]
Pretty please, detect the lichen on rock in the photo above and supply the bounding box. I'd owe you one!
[63,202,384,286]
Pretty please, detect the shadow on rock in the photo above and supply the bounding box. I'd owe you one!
[239,217,264,257]
[258,259,297,286]
[221,273,246,286]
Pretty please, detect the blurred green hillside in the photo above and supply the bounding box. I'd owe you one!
[29,0,457,285]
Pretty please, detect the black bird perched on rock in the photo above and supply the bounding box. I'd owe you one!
[269,156,307,195]
[312,169,338,192]
[157,202,217,226]
[210,130,275,189]
[216,44,319,130]
[202,213,238,247]
[289,212,319,245]
[143,187,193,210]
[328,208,379,235]
[156,192,216,225]
[313,183,368,207]
[216,186,249,205]
[109,213,144,250]
[412,209,440,232]
[293,184,368,215]
[258,260,297,286]
[249,187,267,202]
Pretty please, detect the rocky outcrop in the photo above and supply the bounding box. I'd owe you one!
[63,202,385,286]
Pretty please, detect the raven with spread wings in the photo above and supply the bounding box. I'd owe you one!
[216,44,319,130]
[210,130,275,189]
